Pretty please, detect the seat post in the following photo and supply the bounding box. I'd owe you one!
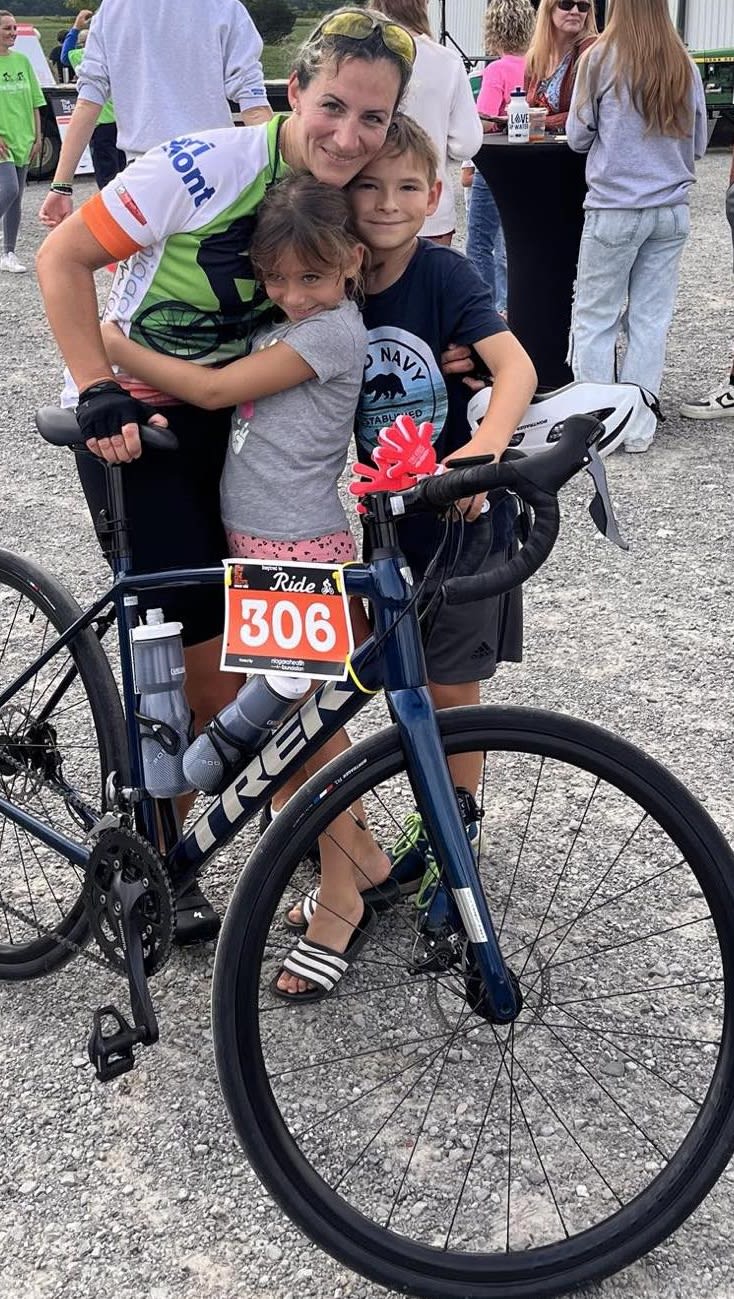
[100,463,133,577]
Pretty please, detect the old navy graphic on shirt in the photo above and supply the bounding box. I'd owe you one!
[355,326,448,452]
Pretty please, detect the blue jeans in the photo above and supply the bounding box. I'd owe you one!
[570,204,690,397]
[466,171,507,314]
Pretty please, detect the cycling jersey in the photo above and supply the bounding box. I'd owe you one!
[81,114,287,371]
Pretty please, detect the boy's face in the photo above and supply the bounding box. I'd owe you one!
[350,150,441,255]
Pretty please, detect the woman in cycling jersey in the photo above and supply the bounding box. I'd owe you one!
[36,7,414,941]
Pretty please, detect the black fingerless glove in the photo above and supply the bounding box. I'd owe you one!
[76,380,153,444]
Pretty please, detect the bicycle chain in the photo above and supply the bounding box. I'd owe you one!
[0,742,123,976]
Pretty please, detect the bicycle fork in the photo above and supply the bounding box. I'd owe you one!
[388,687,521,1024]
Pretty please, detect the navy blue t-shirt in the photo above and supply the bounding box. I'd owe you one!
[355,239,511,567]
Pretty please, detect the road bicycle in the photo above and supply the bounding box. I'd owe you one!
[1,409,734,1299]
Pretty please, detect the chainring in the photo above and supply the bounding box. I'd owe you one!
[84,828,175,976]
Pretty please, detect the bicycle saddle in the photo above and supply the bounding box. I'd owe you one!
[35,407,178,452]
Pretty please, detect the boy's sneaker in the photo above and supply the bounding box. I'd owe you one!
[0,252,27,273]
[414,788,482,932]
[679,381,734,421]
[387,811,432,895]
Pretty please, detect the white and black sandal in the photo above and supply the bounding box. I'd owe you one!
[282,878,400,933]
[271,903,377,1003]
[282,885,320,933]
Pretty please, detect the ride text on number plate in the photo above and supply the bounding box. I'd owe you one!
[221,560,354,680]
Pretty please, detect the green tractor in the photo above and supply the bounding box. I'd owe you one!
[692,50,734,146]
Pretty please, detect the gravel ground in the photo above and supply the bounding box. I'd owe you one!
[1,154,734,1299]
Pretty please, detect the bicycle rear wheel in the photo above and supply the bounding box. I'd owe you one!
[213,705,734,1299]
[0,550,128,979]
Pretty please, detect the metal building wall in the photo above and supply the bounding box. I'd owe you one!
[683,0,734,50]
[428,0,486,61]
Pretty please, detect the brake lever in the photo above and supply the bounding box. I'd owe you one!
[585,443,629,551]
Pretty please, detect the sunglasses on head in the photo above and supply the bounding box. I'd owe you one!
[556,1,592,10]
[314,10,417,66]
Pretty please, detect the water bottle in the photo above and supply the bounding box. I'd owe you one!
[507,87,530,143]
[183,672,311,795]
[131,609,193,798]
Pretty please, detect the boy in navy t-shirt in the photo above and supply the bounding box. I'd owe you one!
[350,115,537,883]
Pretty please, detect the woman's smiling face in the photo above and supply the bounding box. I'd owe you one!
[286,56,402,187]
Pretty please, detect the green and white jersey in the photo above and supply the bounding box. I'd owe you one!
[82,115,288,373]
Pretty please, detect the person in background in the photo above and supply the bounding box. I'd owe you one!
[680,154,734,421]
[49,27,71,83]
[567,0,707,452]
[466,0,536,312]
[39,0,273,229]
[62,13,124,189]
[525,0,597,132]
[0,9,44,273]
[371,0,481,243]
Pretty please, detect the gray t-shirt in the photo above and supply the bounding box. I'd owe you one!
[220,299,368,540]
[566,50,708,210]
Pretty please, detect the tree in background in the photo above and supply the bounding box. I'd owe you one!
[247,0,296,45]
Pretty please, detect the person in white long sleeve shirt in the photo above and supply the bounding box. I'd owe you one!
[373,0,482,242]
[40,0,272,229]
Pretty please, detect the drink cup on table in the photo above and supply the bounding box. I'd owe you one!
[529,107,548,142]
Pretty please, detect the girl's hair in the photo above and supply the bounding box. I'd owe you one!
[0,10,16,18]
[484,0,536,58]
[525,0,598,83]
[291,6,413,105]
[251,174,365,300]
[370,0,432,39]
[575,0,693,137]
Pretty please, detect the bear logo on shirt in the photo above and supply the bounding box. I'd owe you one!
[362,372,407,403]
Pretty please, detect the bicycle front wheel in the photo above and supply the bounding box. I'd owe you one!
[213,705,734,1299]
[0,550,128,979]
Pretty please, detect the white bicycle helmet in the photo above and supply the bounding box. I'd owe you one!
[467,381,660,458]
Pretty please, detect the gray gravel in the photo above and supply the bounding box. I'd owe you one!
[2,153,734,1299]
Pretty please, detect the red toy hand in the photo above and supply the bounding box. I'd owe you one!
[372,415,437,479]
[349,459,415,497]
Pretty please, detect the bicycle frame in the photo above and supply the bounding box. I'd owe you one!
[0,491,520,1026]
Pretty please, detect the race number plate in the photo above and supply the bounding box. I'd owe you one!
[221,560,354,680]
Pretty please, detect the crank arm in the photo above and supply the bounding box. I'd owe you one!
[87,872,159,1082]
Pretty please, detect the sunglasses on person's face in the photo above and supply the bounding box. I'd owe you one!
[556,1,592,11]
[314,10,417,66]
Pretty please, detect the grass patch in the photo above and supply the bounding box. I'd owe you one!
[18,14,309,79]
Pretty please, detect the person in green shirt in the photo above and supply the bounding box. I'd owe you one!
[63,16,125,189]
[0,9,44,272]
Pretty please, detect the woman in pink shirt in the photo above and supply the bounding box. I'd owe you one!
[466,0,535,312]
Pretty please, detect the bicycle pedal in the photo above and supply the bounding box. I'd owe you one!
[87,1003,147,1083]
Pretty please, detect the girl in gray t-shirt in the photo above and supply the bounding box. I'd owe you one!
[102,173,393,1001]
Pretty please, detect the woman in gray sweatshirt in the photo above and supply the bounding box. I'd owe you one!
[566,0,707,452]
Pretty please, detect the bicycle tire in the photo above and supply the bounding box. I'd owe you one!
[0,550,128,979]
[212,705,734,1299]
